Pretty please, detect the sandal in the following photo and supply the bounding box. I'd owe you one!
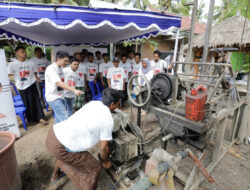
[40,119,48,125]
[50,171,65,183]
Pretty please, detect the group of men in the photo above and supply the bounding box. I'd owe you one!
[8,46,173,125]
[44,48,173,125]
[8,46,173,190]
[8,47,49,125]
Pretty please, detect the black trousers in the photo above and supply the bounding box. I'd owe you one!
[121,82,128,106]
[36,81,45,106]
[19,83,45,122]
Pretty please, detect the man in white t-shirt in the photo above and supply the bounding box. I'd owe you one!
[80,49,88,63]
[45,51,83,124]
[164,54,174,75]
[115,52,121,61]
[132,52,142,86]
[99,53,112,88]
[150,50,167,75]
[128,50,136,66]
[94,51,103,70]
[85,52,98,102]
[31,47,50,107]
[107,57,126,91]
[63,57,79,116]
[119,54,132,106]
[46,88,123,188]
[8,46,48,125]
[73,52,86,110]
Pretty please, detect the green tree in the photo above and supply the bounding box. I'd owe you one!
[159,0,205,22]
[214,0,250,23]
[124,0,153,10]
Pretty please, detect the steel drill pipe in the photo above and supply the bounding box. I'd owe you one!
[186,149,226,190]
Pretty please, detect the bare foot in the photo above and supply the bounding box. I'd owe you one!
[141,110,147,116]
[40,119,48,125]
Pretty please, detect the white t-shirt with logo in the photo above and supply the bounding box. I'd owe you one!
[150,59,167,75]
[45,63,65,102]
[76,62,86,87]
[119,61,132,82]
[31,57,50,81]
[128,58,136,66]
[132,62,142,85]
[54,101,114,152]
[107,66,126,90]
[63,67,77,98]
[86,62,98,81]
[99,61,113,77]
[8,59,37,90]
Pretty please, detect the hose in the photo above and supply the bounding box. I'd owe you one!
[128,176,152,190]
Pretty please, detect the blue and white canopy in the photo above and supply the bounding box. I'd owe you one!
[0,28,42,46]
[0,2,181,46]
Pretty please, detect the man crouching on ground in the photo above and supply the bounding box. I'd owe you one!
[46,88,122,189]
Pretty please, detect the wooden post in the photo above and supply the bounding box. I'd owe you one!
[173,29,180,63]
[172,29,180,104]
[135,41,139,53]
[212,117,227,162]
[237,104,248,142]
[186,0,197,63]
[177,39,184,73]
[185,0,197,75]
[194,49,202,79]
[201,0,215,74]
[51,46,55,63]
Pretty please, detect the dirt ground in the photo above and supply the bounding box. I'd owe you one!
[14,106,250,190]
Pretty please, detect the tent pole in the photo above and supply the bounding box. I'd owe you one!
[173,28,180,62]
[43,45,46,54]
[201,0,215,74]
[110,43,114,60]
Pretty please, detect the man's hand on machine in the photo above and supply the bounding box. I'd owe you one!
[98,153,112,169]
[74,89,83,96]
[102,159,112,169]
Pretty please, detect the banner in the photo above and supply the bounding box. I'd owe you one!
[0,49,20,137]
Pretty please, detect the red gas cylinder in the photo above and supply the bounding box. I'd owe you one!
[185,85,207,122]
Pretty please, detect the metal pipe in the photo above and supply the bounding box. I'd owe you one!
[187,149,225,190]
[206,74,224,104]
[162,133,174,142]
[174,61,232,67]
[210,94,227,104]
[177,73,219,78]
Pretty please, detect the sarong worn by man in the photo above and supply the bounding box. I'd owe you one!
[46,88,122,190]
